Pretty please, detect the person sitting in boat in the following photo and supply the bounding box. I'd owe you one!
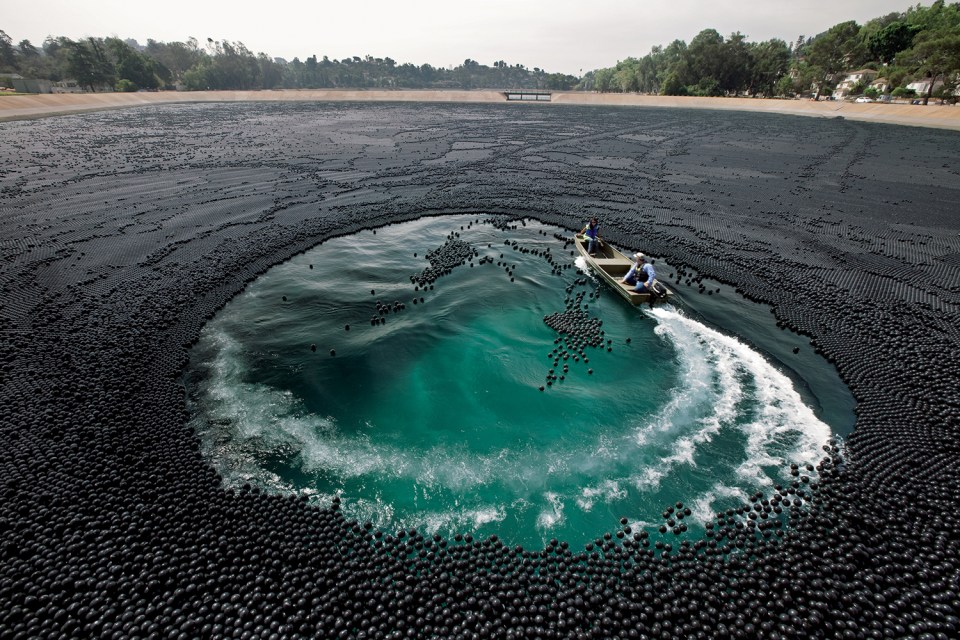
[621,253,644,286]
[580,218,602,256]
[623,252,657,293]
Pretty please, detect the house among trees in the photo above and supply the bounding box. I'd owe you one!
[831,69,878,100]
[52,79,83,93]
[870,77,890,94]
[906,78,944,97]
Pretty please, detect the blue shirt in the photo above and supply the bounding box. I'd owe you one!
[640,263,656,287]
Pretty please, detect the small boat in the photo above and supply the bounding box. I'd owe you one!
[574,235,673,305]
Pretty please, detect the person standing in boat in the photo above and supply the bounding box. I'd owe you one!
[622,252,657,293]
[581,217,602,256]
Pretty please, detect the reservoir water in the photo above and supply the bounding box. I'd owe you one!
[185,215,854,549]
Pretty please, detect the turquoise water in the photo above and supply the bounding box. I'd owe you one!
[186,215,854,549]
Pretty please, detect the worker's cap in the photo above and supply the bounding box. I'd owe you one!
[634,252,646,261]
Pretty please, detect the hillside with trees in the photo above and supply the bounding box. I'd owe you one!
[583,1,960,104]
[1,2,958,100]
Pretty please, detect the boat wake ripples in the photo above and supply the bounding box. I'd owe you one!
[187,215,846,547]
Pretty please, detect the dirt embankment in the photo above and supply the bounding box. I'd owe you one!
[2,89,958,130]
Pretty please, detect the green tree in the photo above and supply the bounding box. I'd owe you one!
[543,72,577,90]
[187,39,262,90]
[303,54,318,86]
[783,61,824,97]
[145,38,204,86]
[592,67,615,92]
[805,21,868,99]
[686,29,724,89]
[900,32,960,104]
[286,57,304,87]
[689,77,721,97]
[885,66,910,90]
[868,21,922,64]
[613,58,639,92]
[904,0,958,32]
[182,61,212,90]
[0,29,16,72]
[891,86,917,98]
[17,39,39,61]
[636,51,663,94]
[258,53,283,89]
[40,37,72,81]
[660,70,687,96]
[420,63,436,84]
[898,0,960,104]
[720,32,752,95]
[774,74,795,97]
[658,39,689,91]
[105,37,158,90]
[14,39,50,78]
[457,58,480,89]
[748,39,790,96]
[933,75,958,103]
[66,38,115,91]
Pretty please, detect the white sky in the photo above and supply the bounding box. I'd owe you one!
[4,0,920,75]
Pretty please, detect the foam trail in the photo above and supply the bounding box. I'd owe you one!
[645,306,831,489]
[627,304,743,490]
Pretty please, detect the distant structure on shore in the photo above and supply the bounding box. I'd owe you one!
[504,90,551,102]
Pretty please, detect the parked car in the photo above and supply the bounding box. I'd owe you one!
[855,96,874,103]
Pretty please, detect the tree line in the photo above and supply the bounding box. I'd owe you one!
[1,2,958,99]
[579,33,791,98]
[0,33,578,92]
[582,1,960,103]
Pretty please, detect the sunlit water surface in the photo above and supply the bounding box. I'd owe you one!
[186,215,854,548]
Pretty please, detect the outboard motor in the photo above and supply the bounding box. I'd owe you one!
[651,281,669,299]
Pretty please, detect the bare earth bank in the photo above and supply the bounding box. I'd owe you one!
[1,89,958,130]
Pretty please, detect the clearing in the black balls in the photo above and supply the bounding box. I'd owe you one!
[186,214,851,549]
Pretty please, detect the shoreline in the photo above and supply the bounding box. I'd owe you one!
[2,89,959,130]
